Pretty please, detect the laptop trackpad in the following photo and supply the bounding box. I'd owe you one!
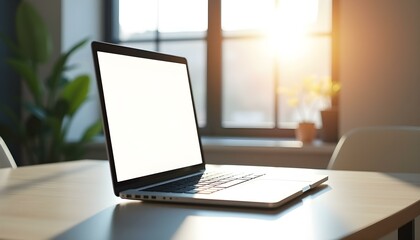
[217,179,305,204]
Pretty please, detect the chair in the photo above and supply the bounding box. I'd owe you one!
[0,137,17,168]
[328,126,420,240]
[328,126,420,173]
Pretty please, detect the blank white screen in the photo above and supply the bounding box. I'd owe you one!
[97,51,203,182]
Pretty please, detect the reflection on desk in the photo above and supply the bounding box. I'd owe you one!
[56,185,330,240]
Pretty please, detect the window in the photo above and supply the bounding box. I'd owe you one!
[105,0,334,138]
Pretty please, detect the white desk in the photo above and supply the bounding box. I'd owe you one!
[0,160,419,239]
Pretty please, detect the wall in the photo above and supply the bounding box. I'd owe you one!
[339,2,420,238]
[339,0,420,135]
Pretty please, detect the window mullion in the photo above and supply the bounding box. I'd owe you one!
[274,54,279,129]
[206,0,222,134]
[104,0,119,42]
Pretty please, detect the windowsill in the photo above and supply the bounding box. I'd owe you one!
[86,136,336,169]
[201,136,336,153]
[200,136,336,169]
[89,135,336,149]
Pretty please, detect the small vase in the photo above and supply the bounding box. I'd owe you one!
[320,108,338,142]
[295,122,316,143]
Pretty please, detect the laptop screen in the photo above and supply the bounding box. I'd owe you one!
[96,51,203,182]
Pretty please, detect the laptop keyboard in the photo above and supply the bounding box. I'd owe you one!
[143,171,265,194]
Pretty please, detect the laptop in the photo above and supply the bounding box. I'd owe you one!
[91,41,328,208]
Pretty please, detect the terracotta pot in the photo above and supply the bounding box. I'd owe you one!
[295,122,316,143]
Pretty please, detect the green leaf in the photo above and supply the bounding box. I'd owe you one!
[7,59,42,103]
[81,120,102,142]
[59,75,90,115]
[51,99,70,120]
[47,116,64,141]
[23,103,46,120]
[47,38,88,90]
[16,0,52,63]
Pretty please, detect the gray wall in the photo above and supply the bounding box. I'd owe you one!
[339,0,420,135]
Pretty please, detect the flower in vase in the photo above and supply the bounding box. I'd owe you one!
[313,76,341,110]
[279,75,340,124]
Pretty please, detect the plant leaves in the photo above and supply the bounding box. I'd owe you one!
[59,75,90,116]
[23,103,46,120]
[47,116,64,140]
[81,120,102,142]
[16,0,52,63]
[1,0,95,165]
[51,99,70,120]
[7,59,42,104]
[46,38,88,90]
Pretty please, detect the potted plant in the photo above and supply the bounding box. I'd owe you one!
[280,77,320,143]
[0,0,102,165]
[280,75,340,143]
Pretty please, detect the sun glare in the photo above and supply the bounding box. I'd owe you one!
[265,0,319,60]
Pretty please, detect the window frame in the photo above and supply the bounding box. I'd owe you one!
[104,0,338,138]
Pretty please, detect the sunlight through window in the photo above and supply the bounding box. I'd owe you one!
[119,0,207,40]
[115,0,332,136]
[266,0,319,60]
[119,0,158,40]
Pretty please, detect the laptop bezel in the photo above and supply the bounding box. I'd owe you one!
[91,41,206,196]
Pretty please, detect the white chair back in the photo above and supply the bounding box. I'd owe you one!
[328,126,420,173]
[0,137,17,168]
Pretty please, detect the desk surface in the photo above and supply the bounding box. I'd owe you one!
[1,160,419,239]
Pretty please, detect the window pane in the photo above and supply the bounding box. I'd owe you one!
[222,0,330,35]
[116,0,332,135]
[160,41,207,127]
[311,0,332,33]
[159,0,207,39]
[122,42,157,52]
[119,0,207,41]
[222,0,275,34]
[222,39,274,128]
[119,0,158,41]
[278,37,331,128]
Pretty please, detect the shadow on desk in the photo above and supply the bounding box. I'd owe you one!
[53,185,334,240]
